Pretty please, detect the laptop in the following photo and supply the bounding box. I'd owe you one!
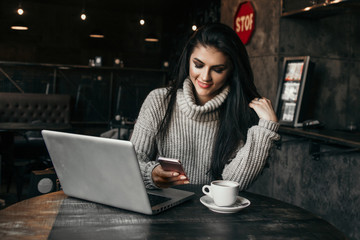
[41,130,194,215]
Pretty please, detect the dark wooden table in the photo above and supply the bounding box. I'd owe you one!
[0,185,346,240]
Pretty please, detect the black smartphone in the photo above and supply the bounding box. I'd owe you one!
[158,157,186,176]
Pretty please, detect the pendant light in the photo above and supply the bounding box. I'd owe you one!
[80,0,87,21]
[81,10,86,21]
[139,0,145,26]
[12,1,28,31]
[17,1,24,15]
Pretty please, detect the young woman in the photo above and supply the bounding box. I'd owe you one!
[130,23,280,190]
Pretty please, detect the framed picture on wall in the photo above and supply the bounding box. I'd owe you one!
[275,56,314,127]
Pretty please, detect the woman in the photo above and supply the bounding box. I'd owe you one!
[130,23,280,190]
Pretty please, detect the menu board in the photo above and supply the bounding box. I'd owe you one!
[280,102,296,122]
[284,62,304,81]
[281,82,300,102]
[281,62,304,102]
[275,57,312,127]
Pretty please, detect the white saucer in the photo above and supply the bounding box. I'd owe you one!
[200,195,251,214]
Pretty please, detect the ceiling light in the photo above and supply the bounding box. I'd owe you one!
[89,30,105,38]
[80,7,86,21]
[140,19,145,25]
[17,2,24,15]
[89,28,104,38]
[11,25,28,30]
[145,37,159,42]
[89,34,105,38]
[145,32,159,42]
[17,8,24,15]
[81,1,87,21]
[145,38,159,42]
[11,21,28,30]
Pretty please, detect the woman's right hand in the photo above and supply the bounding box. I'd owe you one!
[249,97,278,122]
[152,165,189,188]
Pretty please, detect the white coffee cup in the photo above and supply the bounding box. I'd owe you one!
[202,180,239,207]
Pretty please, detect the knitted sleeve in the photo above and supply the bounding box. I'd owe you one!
[222,118,280,191]
[130,88,168,189]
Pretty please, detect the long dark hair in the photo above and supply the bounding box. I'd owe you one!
[158,23,260,180]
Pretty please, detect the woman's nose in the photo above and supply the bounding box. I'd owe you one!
[200,68,211,81]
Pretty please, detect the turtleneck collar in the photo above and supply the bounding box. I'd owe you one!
[176,78,230,121]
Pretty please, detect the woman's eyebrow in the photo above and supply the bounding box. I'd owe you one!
[193,58,227,68]
[193,58,204,64]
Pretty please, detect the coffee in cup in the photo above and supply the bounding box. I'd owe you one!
[202,180,239,207]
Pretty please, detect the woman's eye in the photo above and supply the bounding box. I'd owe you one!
[194,63,203,69]
[213,68,224,73]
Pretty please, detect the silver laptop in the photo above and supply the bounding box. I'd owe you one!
[41,130,194,215]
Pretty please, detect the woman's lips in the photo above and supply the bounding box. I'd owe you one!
[197,80,212,88]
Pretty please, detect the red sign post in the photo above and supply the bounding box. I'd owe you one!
[233,1,255,45]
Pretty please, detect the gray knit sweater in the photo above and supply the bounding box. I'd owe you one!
[130,78,280,190]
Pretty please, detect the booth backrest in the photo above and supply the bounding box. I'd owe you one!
[0,93,71,125]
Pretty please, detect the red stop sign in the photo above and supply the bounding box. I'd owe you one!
[233,1,255,45]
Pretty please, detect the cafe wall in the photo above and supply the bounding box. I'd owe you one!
[221,0,360,131]
[221,0,359,239]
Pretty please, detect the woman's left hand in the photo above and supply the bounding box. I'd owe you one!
[249,97,278,122]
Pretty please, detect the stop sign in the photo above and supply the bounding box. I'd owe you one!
[233,1,255,45]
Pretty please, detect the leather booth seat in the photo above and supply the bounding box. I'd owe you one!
[0,92,71,126]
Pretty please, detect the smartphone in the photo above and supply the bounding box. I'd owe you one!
[158,157,186,176]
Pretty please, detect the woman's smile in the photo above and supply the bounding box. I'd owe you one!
[197,80,213,89]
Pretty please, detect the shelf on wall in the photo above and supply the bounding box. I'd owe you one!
[279,126,360,149]
[281,0,360,18]
[278,126,360,160]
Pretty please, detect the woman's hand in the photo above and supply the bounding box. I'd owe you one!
[249,97,278,122]
[152,165,189,188]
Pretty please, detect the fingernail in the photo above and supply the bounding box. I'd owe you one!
[180,176,187,180]
[173,172,179,176]
[184,181,190,184]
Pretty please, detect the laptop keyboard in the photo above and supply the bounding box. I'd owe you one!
[147,193,171,206]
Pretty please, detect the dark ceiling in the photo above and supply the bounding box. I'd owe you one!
[0,0,220,67]
[1,0,212,41]
[2,0,201,17]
